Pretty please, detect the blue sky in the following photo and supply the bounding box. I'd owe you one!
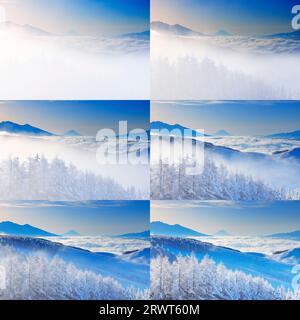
[0,101,149,136]
[0,201,149,236]
[152,0,299,35]
[0,0,149,35]
[152,201,300,236]
[152,101,300,136]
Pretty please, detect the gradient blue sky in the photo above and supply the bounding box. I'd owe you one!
[152,0,299,35]
[0,101,149,136]
[151,101,300,136]
[0,0,149,35]
[152,201,300,236]
[0,201,149,236]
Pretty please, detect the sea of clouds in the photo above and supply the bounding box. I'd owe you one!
[204,136,300,154]
[152,33,300,100]
[45,235,149,255]
[194,236,300,259]
[0,29,149,99]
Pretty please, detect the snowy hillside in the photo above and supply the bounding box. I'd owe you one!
[276,147,300,161]
[151,236,294,289]
[275,247,300,265]
[0,235,150,291]
[151,126,300,200]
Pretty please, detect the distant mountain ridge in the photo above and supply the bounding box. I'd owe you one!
[214,230,231,236]
[274,147,300,161]
[151,20,300,40]
[0,221,57,237]
[63,230,81,237]
[267,129,300,140]
[117,230,150,240]
[0,21,52,36]
[151,21,203,36]
[213,130,231,136]
[64,130,81,137]
[214,29,232,36]
[268,229,300,241]
[0,121,54,136]
[120,30,150,40]
[151,221,208,237]
[151,121,208,137]
[264,29,300,40]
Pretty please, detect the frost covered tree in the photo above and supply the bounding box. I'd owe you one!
[0,156,143,200]
[151,254,287,300]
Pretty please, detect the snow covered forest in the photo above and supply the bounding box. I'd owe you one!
[0,156,144,200]
[151,157,300,200]
[151,254,299,300]
[0,246,148,300]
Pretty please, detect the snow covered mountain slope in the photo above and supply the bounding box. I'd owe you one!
[274,247,300,265]
[152,236,294,289]
[0,121,54,136]
[121,248,150,265]
[0,235,150,290]
[275,147,300,162]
